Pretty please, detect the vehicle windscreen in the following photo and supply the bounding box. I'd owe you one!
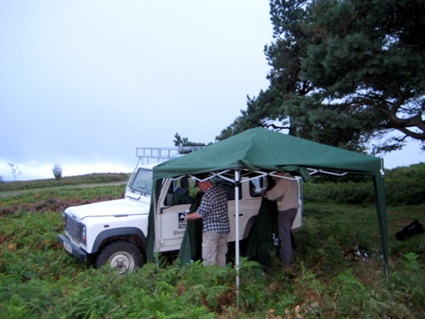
[129,168,153,195]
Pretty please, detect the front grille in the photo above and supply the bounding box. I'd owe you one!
[65,216,83,243]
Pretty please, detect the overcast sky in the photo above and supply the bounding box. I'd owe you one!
[0,1,423,181]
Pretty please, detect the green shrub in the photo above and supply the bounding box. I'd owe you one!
[384,163,425,205]
[304,180,375,204]
[389,253,425,310]
[303,163,425,206]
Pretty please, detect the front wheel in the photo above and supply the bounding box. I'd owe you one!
[94,241,144,274]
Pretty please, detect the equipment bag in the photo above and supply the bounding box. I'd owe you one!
[395,219,424,241]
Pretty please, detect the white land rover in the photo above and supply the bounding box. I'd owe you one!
[58,148,302,273]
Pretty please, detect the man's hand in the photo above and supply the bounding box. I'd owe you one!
[185,211,201,220]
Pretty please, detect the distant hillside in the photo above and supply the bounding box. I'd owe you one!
[0,173,130,192]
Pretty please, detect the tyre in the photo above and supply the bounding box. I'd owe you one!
[94,241,144,274]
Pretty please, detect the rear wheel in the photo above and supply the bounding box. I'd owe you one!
[94,241,144,274]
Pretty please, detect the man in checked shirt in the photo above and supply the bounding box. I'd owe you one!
[185,175,230,266]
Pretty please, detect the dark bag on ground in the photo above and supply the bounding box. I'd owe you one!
[395,219,424,241]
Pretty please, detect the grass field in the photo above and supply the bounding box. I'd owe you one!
[1,175,424,318]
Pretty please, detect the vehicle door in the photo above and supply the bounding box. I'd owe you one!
[156,177,194,252]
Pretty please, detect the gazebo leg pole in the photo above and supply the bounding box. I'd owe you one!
[235,170,241,307]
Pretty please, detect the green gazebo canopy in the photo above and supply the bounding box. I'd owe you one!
[148,127,388,274]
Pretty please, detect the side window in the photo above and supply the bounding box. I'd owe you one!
[170,176,197,205]
[214,178,241,200]
[249,176,269,197]
[165,176,244,206]
[164,177,208,207]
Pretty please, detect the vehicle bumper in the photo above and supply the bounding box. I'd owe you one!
[58,234,88,261]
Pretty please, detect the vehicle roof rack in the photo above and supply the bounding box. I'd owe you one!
[136,146,204,165]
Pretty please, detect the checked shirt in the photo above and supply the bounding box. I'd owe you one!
[197,185,230,234]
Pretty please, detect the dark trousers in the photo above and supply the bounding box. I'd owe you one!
[278,208,297,266]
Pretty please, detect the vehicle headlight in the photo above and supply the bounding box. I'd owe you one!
[62,213,67,227]
[81,226,87,245]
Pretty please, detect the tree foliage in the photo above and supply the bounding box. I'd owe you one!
[302,0,425,152]
[218,0,425,153]
[52,164,63,181]
[173,133,206,147]
[8,162,23,181]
